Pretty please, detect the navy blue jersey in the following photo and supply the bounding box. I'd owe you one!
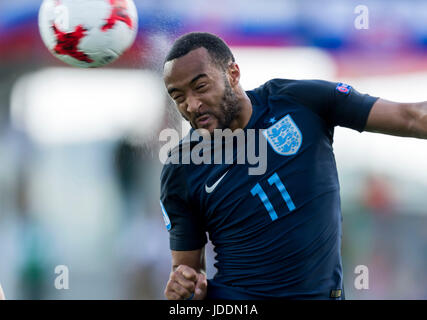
[160,79,378,299]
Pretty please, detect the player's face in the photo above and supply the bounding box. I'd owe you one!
[163,47,240,133]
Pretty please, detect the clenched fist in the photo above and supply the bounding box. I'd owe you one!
[164,265,207,300]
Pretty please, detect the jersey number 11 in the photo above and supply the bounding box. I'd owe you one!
[251,172,296,221]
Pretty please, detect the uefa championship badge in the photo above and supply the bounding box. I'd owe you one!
[336,83,352,95]
[263,114,302,156]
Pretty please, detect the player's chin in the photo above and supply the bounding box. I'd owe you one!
[195,119,218,135]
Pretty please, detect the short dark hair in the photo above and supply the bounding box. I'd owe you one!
[164,32,235,70]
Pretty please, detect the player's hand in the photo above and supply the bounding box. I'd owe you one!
[164,265,207,300]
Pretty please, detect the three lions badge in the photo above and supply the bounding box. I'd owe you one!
[263,114,302,156]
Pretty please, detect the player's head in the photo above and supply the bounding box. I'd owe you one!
[163,32,244,133]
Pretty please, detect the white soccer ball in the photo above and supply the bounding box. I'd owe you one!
[38,0,138,68]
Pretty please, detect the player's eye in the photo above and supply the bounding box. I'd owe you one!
[173,95,184,103]
[196,83,207,91]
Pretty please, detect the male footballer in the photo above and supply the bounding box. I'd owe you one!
[160,32,427,299]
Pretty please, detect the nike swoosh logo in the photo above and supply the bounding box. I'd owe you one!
[205,170,229,193]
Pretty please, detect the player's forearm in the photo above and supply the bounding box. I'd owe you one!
[407,102,427,139]
[171,248,206,275]
[366,99,427,139]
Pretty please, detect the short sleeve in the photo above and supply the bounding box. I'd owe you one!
[160,163,207,251]
[275,79,379,132]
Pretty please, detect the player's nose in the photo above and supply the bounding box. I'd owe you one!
[186,95,202,114]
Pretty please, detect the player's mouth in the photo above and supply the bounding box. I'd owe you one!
[196,114,212,128]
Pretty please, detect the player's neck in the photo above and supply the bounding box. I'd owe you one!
[229,90,253,131]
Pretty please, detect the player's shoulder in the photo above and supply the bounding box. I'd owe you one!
[160,131,197,201]
[160,155,188,193]
[160,129,195,183]
[251,78,334,101]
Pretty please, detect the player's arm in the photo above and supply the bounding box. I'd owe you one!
[365,99,427,139]
[172,247,206,273]
[280,79,427,137]
[164,248,208,300]
[160,163,208,300]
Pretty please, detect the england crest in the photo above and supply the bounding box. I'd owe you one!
[263,114,302,156]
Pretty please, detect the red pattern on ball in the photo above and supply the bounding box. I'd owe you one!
[101,0,133,32]
[52,24,94,63]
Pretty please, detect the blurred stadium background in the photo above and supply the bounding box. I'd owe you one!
[0,0,427,299]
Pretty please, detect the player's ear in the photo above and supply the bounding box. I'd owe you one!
[227,62,240,88]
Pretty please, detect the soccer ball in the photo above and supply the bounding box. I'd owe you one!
[38,0,138,68]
